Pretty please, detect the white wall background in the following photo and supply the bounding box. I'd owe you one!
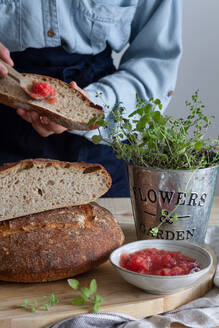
[167,0,219,195]
[113,0,219,195]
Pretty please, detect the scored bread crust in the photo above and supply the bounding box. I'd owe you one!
[0,158,112,221]
[0,202,124,282]
[0,73,103,130]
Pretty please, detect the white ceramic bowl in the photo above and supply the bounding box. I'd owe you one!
[110,240,213,295]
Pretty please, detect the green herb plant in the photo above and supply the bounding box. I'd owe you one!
[89,91,219,234]
[90,91,219,170]
[20,294,59,312]
[68,278,103,313]
[20,278,102,313]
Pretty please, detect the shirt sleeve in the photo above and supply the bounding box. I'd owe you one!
[71,0,182,142]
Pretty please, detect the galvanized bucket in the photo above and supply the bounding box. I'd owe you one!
[127,164,219,245]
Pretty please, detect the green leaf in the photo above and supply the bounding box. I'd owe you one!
[72,295,85,306]
[33,300,38,307]
[48,294,59,306]
[88,117,97,125]
[49,294,55,301]
[136,115,150,131]
[44,304,49,311]
[31,306,37,312]
[151,111,161,123]
[93,303,100,313]
[91,135,102,144]
[23,299,29,307]
[123,122,132,130]
[68,279,79,290]
[150,227,158,236]
[170,215,178,223]
[93,294,103,305]
[154,98,161,105]
[81,287,92,298]
[177,147,186,155]
[89,279,97,295]
[96,119,105,126]
[194,141,204,150]
[161,209,166,216]
[128,107,144,117]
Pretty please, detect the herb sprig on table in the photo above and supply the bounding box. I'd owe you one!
[89,91,219,170]
[19,278,102,313]
[68,278,103,313]
[21,294,59,312]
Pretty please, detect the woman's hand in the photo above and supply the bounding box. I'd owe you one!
[0,47,89,138]
[0,42,14,77]
[0,42,64,137]
[69,81,89,100]
[16,81,89,137]
[16,109,67,137]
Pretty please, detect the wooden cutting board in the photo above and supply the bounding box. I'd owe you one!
[0,198,217,328]
[0,246,216,328]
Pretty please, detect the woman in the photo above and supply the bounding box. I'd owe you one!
[0,0,182,196]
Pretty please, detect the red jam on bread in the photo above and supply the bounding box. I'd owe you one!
[30,81,57,103]
[120,248,200,276]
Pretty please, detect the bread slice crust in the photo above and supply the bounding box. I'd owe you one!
[0,159,112,221]
[0,202,124,282]
[0,73,103,130]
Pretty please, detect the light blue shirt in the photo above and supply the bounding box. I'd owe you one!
[0,0,182,142]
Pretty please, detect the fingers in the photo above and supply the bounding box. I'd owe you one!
[31,113,55,137]
[16,109,67,137]
[38,116,67,135]
[16,108,33,124]
[0,43,14,77]
[69,81,90,101]
[0,62,7,77]
[0,43,14,66]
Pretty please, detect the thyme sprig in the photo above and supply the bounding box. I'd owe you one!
[19,278,102,313]
[68,278,103,313]
[20,294,59,312]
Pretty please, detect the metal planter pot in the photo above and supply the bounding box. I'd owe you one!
[127,164,219,245]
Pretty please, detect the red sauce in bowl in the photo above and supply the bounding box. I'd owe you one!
[30,81,57,103]
[120,248,200,276]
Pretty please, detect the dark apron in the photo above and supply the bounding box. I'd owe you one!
[0,46,129,197]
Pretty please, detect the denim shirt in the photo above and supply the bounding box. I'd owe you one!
[0,0,182,141]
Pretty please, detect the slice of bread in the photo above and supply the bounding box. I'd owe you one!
[0,159,112,221]
[0,73,103,130]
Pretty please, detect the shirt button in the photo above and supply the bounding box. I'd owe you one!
[168,90,174,97]
[47,29,56,37]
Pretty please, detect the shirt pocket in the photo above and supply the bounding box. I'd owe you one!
[73,0,138,53]
[0,0,21,52]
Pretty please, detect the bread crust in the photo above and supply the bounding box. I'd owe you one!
[0,159,112,221]
[0,202,124,282]
[0,158,111,180]
[0,73,103,130]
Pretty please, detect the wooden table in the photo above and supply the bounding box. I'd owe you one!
[0,197,218,328]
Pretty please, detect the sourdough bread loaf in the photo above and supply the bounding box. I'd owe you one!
[0,73,103,130]
[0,202,124,282]
[0,159,112,221]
